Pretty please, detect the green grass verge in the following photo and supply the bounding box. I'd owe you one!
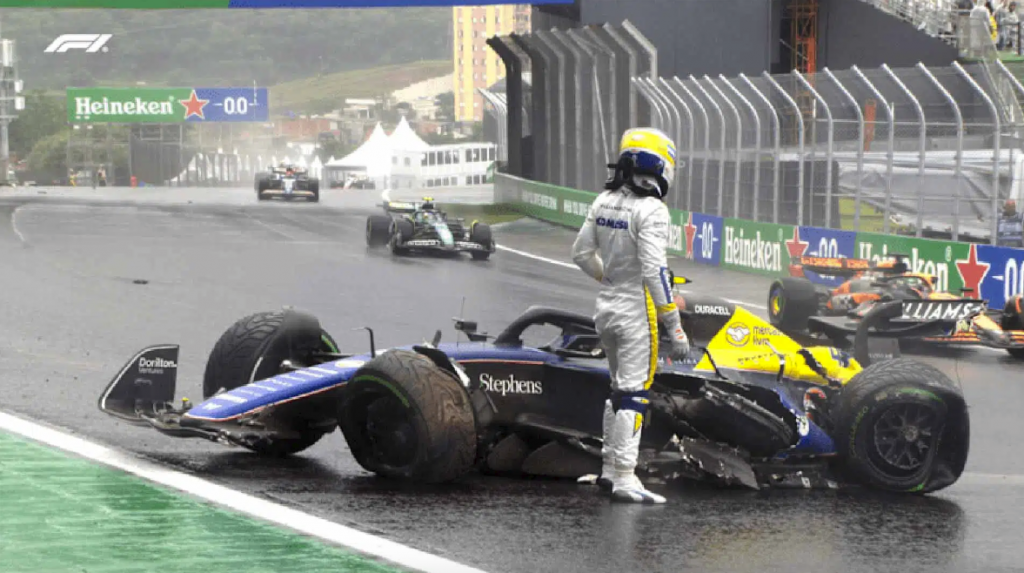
[270,60,452,114]
[443,203,524,226]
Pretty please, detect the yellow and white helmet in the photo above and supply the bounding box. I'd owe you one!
[614,127,676,199]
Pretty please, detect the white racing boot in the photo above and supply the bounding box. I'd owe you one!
[608,407,666,504]
[611,472,666,504]
[577,399,616,490]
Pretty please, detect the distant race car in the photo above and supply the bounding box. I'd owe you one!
[97,275,969,495]
[767,254,1024,359]
[255,165,320,202]
[365,197,495,260]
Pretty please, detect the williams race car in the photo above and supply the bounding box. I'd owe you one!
[98,278,968,495]
[255,164,320,202]
[768,254,1024,359]
[365,197,495,260]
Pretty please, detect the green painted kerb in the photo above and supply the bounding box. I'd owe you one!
[0,431,403,573]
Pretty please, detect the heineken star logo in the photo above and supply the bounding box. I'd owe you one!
[179,90,209,119]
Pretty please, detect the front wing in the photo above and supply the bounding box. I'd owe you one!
[398,238,493,254]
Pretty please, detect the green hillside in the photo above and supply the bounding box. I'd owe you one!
[270,60,451,114]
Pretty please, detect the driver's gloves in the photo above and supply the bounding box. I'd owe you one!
[660,309,690,360]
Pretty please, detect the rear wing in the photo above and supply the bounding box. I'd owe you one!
[381,200,421,214]
[790,256,873,278]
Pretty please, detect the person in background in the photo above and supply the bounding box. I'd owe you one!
[1004,2,1020,50]
[987,1,1000,43]
[97,166,107,187]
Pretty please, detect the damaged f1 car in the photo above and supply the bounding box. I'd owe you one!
[365,197,495,260]
[98,277,969,495]
[768,254,1024,359]
[255,164,320,202]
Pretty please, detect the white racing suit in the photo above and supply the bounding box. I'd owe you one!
[571,185,686,503]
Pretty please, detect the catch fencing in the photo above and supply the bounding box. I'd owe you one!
[485,19,1024,245]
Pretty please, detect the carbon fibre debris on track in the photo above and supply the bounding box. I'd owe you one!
[0,431,402,573]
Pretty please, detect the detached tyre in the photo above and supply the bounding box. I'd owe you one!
[833,358,969,493]
[768,278,819,332]
[468,221,493,261]
[1001,295,1024,359]
[337,349,477,483]
[202,309,340,456]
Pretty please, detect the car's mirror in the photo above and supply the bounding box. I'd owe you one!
[554,347,606,359]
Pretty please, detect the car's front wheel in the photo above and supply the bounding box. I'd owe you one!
[337,349,477,483]
[832,358,969,493]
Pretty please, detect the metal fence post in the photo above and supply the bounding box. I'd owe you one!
[646,78,685,209]
[632,78,666,130]
[740,73,780,223]
[602,24,638,127]
[674,77,710,213]
[690,75,727,217]
[661,78,696,211]
[882,64,926,238]
[954,61,1002,245]
[581,27,617,160]
[764,72,805,227]
[853,65,895,235]
[918,62,964,242]
[551,30,585,191]
[721,75,761,221]
[535,31,567,187]
[793,70,835,229]
[824,67,864,231]
[704,76,743,219]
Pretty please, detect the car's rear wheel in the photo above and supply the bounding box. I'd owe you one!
[308,179,320,203]
[1001,295,1024,359]
[202,309,339,456]
[337,349,477,483]
[832,358,969,493]
[469,221,493,261]
[768,278,819,332]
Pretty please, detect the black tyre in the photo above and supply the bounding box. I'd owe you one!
[832,358,969,493]
[1001,295,1024,359]
[202,309,340,456]
[768,277,819,332]
[337,349,477,483]
[680,385,796,458]
[469,221,493,261]
[255,171,270,200]
[366,215,392,248]
[308,179,320,203]
[389,218,414,256]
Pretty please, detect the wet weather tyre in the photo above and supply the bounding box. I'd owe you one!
[1001,295,1024,359]
[469,222,493,261]
[337,349,477,483]
[202,310,339,456]
[768,278,819,332]
[833,358,969,493]
[255,172,270,200]
[681,385,796,458]
[366,215,391,248]
[307,179,320,203]
[389,218,413,256]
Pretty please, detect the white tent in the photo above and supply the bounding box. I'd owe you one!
[327,123,392,176]
[388,116,430,152]
[310,155,323,179]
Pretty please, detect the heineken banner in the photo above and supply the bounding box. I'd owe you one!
[495,173,1024,309]
[67,87,269,123]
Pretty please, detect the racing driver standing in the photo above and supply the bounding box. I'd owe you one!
[571,127,691,504]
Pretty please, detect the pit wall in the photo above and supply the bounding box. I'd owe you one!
[495,173,1024,309]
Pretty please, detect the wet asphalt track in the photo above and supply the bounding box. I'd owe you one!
[1,185,1023,573]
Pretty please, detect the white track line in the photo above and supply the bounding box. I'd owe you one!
[0,410,489,573]
[10,204,28,244]
[494,244,768,310]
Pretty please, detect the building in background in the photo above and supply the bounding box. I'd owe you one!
[452,4,530,122]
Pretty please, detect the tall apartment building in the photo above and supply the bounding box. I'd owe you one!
[452,4,531,122]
